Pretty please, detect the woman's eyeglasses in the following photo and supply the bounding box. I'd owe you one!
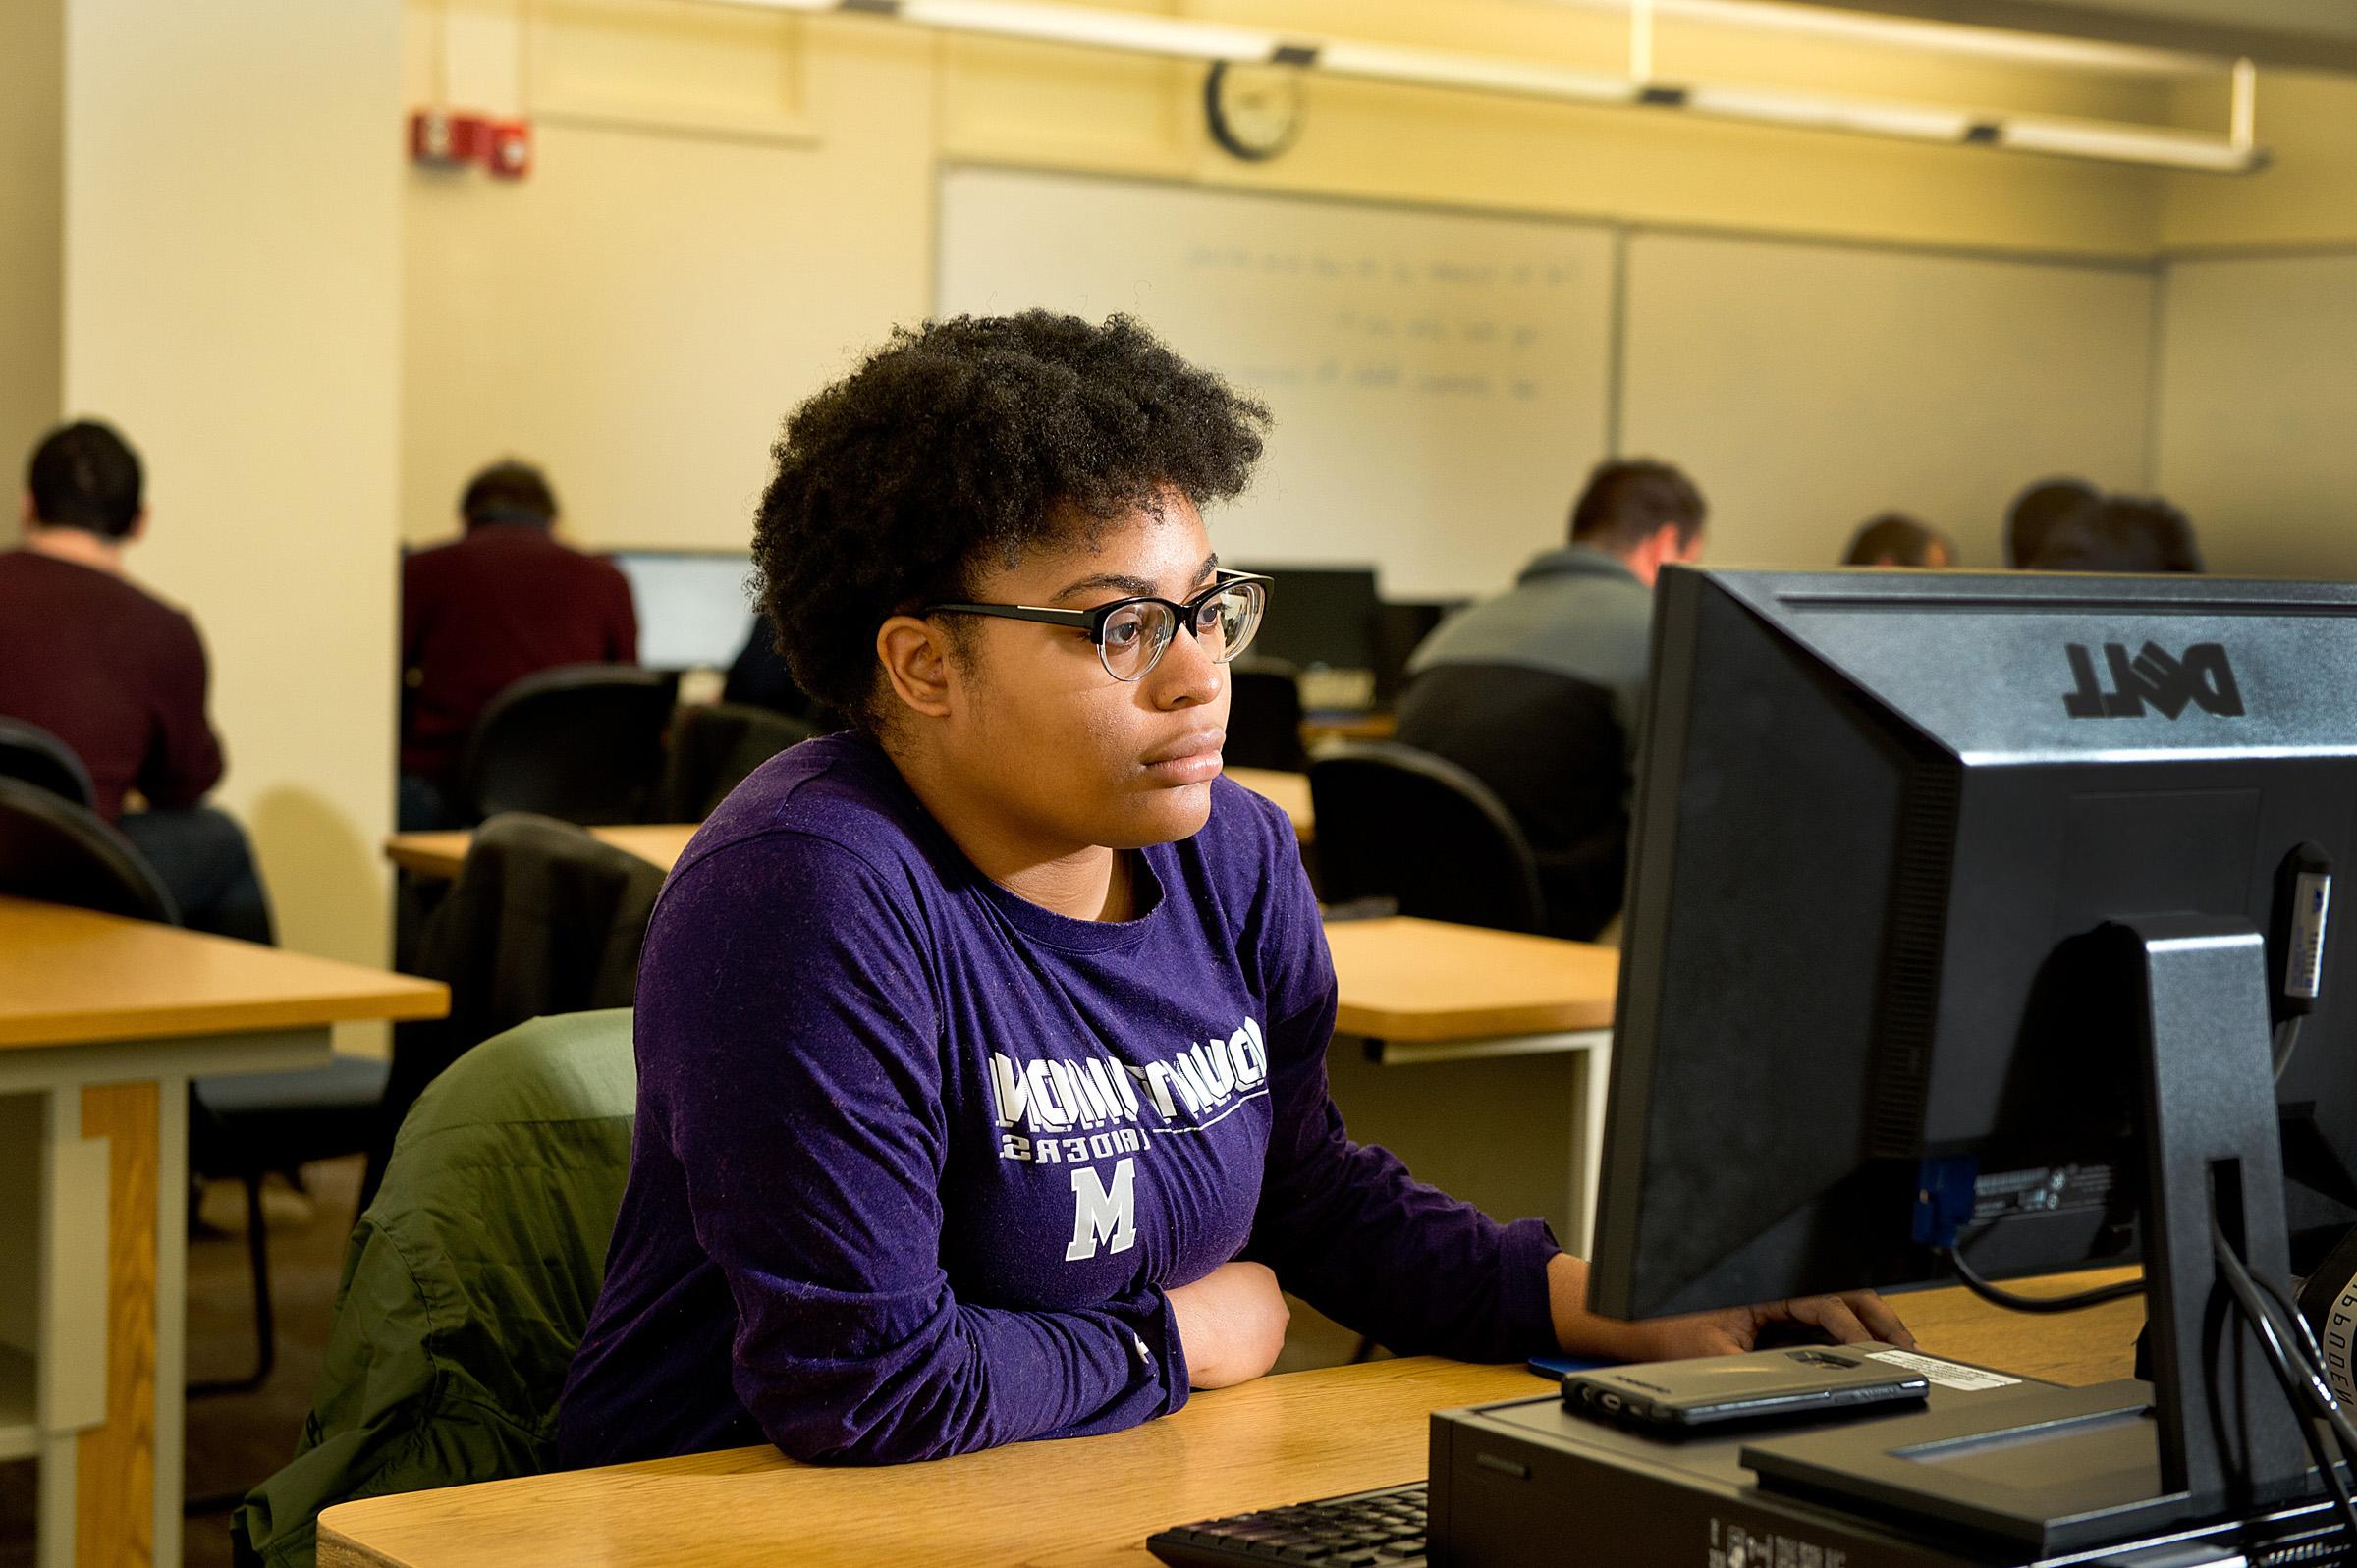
[926,571,1271,683]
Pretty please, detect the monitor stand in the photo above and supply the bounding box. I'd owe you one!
[1739,914,2322,1555]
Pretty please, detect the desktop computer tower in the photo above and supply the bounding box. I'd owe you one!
[1430,1374,2351,1568]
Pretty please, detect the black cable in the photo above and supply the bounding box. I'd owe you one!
[2214,1225,2357,1463]
[2275,1016,2305,1084]
[2212,1221,2357,1544]
[2212,1232,2357,1541]
[2249,1268,2342,1416]
[1940,1239,2144,1314]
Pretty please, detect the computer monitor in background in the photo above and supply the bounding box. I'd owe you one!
[1232,564,1382,708]
[1370,599,1467,708]
[1588,568,2357,1544]
[610,550,760,672]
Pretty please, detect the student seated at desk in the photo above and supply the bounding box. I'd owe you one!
[2002,475,2097,568]
[555,313,1910,1470]
[399,460,638,829]
[1391,460,1707,942]
[1841,512,1955,568]
[2026,494,2203,574]
[0,420,273,944]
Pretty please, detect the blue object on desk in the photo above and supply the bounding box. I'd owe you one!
[1528,1353,1612,1380]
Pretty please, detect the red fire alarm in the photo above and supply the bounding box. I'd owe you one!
[486,119,533,180]
[409,109,493,168]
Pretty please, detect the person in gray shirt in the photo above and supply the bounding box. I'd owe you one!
[1395,459,1707,940]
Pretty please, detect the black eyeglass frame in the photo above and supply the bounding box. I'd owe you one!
[925,570,1273,683]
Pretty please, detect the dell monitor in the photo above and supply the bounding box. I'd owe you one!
[1587,568,2357,1546]
[611,549,761,672]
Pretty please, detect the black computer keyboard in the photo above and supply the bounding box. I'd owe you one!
[1146,1481,1427,1567]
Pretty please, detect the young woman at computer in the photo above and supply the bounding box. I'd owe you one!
[555,312,1911,1468]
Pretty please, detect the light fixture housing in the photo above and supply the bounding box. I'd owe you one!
[712,0,2266,174]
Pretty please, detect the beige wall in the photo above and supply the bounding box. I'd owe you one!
[403,11,934,551]
[399,0,2194,558]
[0,0,64,544]
[63,0,406,1000]
[2164,69,2357,251]
[2145,70,2357,578]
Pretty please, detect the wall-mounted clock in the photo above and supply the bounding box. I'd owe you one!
[1204,60,1305,162]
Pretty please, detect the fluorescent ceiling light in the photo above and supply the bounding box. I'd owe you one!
[1545,0,2224,75]
[2000,114,2260,172]
[702,0,2265,174]
[1682,81,1974,140]
[900,0,1276,62]
[1318,39,1636,106]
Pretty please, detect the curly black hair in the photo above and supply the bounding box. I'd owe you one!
[750,312,1270,730]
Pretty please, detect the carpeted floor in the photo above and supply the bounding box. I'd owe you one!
[0,1157,366,1568]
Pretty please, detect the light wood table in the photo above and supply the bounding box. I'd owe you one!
[383,823,698,882]
[318,1269,2144,1568]
[1301,710,1398,744]
[1327,917,1617,1046]
[382,772,1312,883]
[1225,766,1312,843]
[1322,917,1618,1255]
[0,896,448,1568]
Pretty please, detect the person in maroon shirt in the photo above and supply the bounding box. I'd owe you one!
[398,460,638,829]
[0,420,272,943]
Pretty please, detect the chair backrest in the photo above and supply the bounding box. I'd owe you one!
[0,718,97,809]
[462,663,680,826]
[648,700,815,821]
[1225,658,1310,773]
[0,778,178,923]
[365,813,666,1208]
[1307,740,1548,934]
[236,1009,639,1568]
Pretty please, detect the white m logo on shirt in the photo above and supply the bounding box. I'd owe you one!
[1066,1158,1137,1262]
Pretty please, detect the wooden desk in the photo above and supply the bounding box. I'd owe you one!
[0,897,448,1568]
[383,824,698,882]
[1225,766,1312,843]
[318,1269,2143,1568]
[1326,917,1617,1046]
[382,772,1313,883]
[1322,917,1617,1254]
[1302,711,1398,744]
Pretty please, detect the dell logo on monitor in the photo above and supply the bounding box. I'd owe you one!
[2063,642,2244,720]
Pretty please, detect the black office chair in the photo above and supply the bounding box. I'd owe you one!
[1307,740,1547,934]
[1227,658,1310,773]
[189,1058,390,1400]
[0,777,176,918]
[0,718,98,809]
[462,664,679,826]
[363,813,667,1210]
[647,701,816,821]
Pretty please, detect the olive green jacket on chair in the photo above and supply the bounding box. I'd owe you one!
[234,1008,640,1568]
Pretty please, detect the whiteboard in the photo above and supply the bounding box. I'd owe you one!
[1618,232,2157,571]
[2155,253,2357,580]
[939,166,1617,600]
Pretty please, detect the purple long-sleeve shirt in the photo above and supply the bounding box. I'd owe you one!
[555,733,1562,1467]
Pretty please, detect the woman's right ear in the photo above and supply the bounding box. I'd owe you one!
[876,615,956,722]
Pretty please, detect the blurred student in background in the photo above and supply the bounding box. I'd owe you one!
[1395,459,1707,941]
[0,420,274,942]
[1842,513,1956,568]
[399,460,638,829]
[2027,496,2203,574]
[2004,476,2098,568]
